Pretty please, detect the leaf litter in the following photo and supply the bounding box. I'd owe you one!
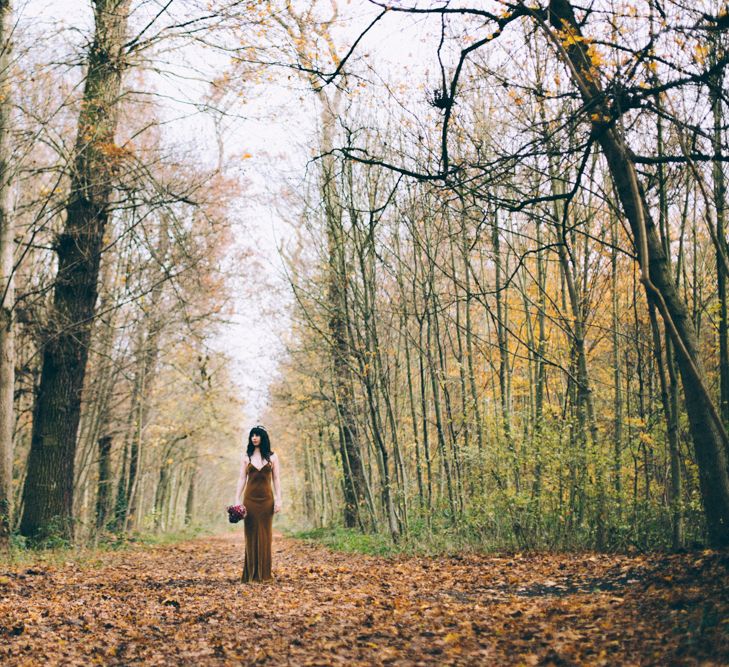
[0,533,727,665]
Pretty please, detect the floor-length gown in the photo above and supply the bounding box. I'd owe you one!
[242,459,274,582]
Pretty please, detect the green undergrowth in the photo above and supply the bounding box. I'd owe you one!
[0,523,216,570]
[287,509,706,557]
[288,523,503,558]
[289,527,398,556]
[288,493,709,557]
[287,525,557,558]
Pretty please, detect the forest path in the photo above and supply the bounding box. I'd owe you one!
[1,532,727,666]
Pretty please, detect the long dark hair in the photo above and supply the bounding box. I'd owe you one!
[247,425,273,462]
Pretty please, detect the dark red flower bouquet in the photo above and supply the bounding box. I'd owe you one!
[227,504,247,523]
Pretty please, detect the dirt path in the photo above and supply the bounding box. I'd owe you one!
[1,532,727,665]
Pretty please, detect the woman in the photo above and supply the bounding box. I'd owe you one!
[234,425,282,582]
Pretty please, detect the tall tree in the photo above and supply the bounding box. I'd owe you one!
[546,0,729,546]
[94,435,112,531]
[709,32,729,429]
[20,0,131,541]
[0,0,13,551]
[281,4,368,530]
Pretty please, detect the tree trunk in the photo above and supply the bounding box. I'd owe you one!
[20,0,130,541]
[95,435,113,531]
[448,212,470,506]
[610,213,623,502]
[351,206,400,540]
[418,312,433,511]
[460,203,485,487]
[654,88,684,549]
[154,461,169,532]
[302,437,316,524]
[492,212,518,491]
[709,41,729,429]
[184,466,195,526]
[531,214,548,504]
[402,306,424,509]
[322,99,367,531]
[648,305,683,548]
[0,0,14,551]
[124,221,169,532]
[414,237,433,510]
[427,304,456,520]
[113,433,129,531]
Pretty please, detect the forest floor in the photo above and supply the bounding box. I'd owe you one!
[0,532,727,666]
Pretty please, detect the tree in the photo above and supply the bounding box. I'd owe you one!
[20,0,132,541]
[262,0,729,549]
[309,0,729,547]
[0,0,13,551]
[545,0,729,547]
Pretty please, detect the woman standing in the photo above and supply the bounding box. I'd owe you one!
[234,425,282,582]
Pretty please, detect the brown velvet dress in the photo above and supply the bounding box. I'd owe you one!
[242,459,274,582]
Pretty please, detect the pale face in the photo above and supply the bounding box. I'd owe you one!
[251,433,261,447]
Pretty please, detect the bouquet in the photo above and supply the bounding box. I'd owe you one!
[227,504,247,523]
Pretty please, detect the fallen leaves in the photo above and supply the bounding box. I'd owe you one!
[0,534,727,665]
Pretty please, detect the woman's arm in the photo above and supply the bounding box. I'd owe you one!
[234,453,248,505]
[272,453,282,513]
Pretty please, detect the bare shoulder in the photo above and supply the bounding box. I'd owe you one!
[271,452,280,464]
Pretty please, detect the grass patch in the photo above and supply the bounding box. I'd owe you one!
[289,527,398,556]
[287,525,483,557]
[0,523,215,571]
[287,512,535,558]
[123,523,212,548]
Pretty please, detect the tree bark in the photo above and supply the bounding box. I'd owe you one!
[531,214,548,504]
[653,86,684,549]
[610,213,623,502]
[0,0,13,551]
[492,212,519,492]
[322,102,367,530]
[125,220,169,532]
[184,465,195,526]
[95,435,113,531]
[460,204,485,486]
[709,40,729,429]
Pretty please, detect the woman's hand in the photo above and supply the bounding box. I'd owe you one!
[274,501,282,514]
